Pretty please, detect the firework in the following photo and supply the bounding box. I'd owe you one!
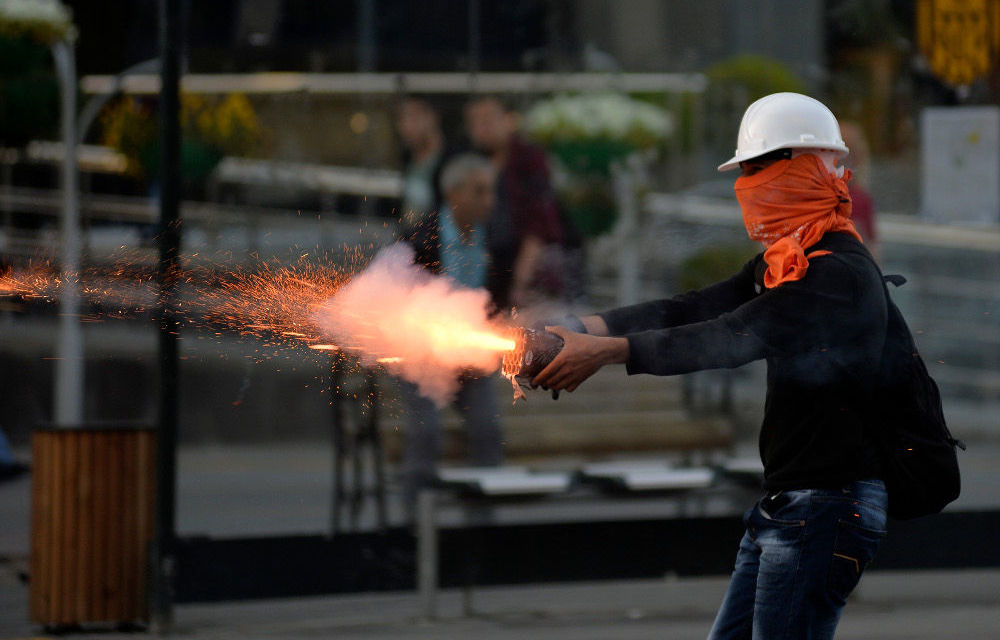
[1,244,521,406]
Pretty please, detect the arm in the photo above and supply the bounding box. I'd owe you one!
[623,256,869,376]
[535,310,767,393]
[535,256,875,389]
[597,256,760,335]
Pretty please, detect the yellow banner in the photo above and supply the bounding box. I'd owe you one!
[917,0,1000,86]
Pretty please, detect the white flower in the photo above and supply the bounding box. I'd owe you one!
[0,0,75,43]
[525,92,673,148]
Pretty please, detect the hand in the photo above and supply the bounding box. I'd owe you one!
[530,326,629,393]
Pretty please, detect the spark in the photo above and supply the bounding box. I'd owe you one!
[1,244,522,405]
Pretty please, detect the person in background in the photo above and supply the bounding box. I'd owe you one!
[531,93,889,639]
[395,95,449,229]
[840,121,879,260]
[464,95,565,313]
[397,153,504,517]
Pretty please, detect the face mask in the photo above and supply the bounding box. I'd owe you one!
[735,154,861,288]
[792,149,845,178]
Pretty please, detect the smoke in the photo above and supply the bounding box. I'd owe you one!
[315,244,509,407]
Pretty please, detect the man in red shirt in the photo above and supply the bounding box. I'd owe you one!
[464,95,565,312]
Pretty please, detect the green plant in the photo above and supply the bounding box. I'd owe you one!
[0,0,73,148]
[0,36,58,147]
[100,93,261,182]
[677,243,758,292]
[706,54,808,103]
[0,0,75,46]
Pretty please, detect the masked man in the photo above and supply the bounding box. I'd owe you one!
[532,93,889,639]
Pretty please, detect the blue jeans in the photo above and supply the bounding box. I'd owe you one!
[708,479,888,640]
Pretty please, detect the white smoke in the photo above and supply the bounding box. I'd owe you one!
[315,244,507,406]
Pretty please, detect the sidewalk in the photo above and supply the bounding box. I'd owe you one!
[3,566,1000,639]
[3,442,1000,638]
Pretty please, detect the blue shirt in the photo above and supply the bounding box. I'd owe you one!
[438,205,488,289]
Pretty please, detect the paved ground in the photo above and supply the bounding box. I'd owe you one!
[3,564,1000,639]
[3,442,1000,639]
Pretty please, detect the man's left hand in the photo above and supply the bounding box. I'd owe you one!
[531,326,629,393]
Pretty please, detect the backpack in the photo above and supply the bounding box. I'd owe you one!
[863,260,965,520]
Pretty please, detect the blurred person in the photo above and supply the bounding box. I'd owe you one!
[464,95,565,313]
[397,153,504,516]
[395,95,449,228]
[840,121,880,259]
[531,93,888,639]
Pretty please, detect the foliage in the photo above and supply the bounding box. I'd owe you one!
[525,92,673,237]
[706,54,808,103]
[677,243,758,293]
[100,93,261,181]
[0,1,72,147]
[826,0,905,50]
[0,35,58,147]
[0,0,75,45]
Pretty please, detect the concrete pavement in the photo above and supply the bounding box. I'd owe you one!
[3,441,1000,638]
[3,564,1000,639]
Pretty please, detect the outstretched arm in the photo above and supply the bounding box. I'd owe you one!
[597,256,760,335]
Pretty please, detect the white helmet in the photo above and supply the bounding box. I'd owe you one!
[717,92,849,172]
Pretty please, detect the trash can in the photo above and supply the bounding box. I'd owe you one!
[29,424,156,629]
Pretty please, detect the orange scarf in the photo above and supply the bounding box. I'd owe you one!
[734,154,861,289]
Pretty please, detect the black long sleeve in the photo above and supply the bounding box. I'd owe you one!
[599,257,759,335]
[596,233,890,491]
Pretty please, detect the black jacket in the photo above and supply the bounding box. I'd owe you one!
[599,233,886,490]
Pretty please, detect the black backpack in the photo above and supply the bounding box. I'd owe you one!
[862,259,965,520]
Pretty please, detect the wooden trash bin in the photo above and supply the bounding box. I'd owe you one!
[29,426,156,629]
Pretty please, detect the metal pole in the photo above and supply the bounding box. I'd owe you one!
[468,0,481,74]
[416,489,438,620]
[151,0,182,631]
[330,356,345,535]
[356,0,377,216]
[51,40,84,426]
[357,0,376,72]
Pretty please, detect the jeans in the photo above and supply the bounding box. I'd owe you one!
[398,375,503,511]
[708,479,888,640]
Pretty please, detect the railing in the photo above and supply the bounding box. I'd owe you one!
[80,71,708,96]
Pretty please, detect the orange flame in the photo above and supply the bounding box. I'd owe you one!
[398,313,515,355]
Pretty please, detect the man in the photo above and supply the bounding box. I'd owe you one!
[398,153,504,515]
[464,95,564,311]
[395,95,448,228]
[532,93,889,639]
